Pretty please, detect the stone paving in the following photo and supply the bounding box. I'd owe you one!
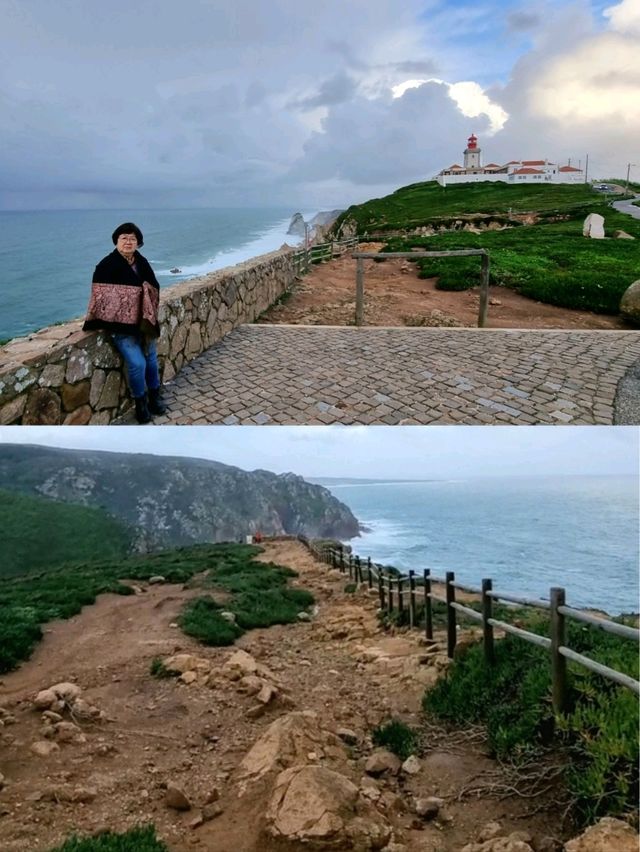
[124,325,640,426]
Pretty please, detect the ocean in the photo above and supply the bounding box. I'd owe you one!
[320,475,639,614]
[0,207,307,341]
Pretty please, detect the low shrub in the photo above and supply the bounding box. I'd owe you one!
[49,825,168,851]
[149,657,177,679]
[372,719,419,760]
[423,614,639,826]
[179,597,243,646]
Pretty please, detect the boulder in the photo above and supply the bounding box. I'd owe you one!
[162,654,210,675]
[30,741,60,757]
[237,711,344,790]
[620,280,640,325]
[34,689,57,710]
[613,230,635,239]
[583,213,605,238]
[50,682,82,703]
[266,765,391,849]
[401,755,421,775]
[364,749,402,777]
[224,649,258,678]
[414,796,443,820]
[564,817,638,852]
[165,785,192,811]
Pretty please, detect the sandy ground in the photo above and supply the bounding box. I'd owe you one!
[257,245,626,330]
[0,542,566,852]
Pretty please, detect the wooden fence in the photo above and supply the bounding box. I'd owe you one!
[299,538,640,714]
[291,236,359,276]
[351,249,491,328]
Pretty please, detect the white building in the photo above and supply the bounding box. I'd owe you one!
[436,135,584,186]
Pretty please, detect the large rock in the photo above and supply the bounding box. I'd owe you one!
[620,280,640,325]
[564,817,638,852]
[583,213,605,239]
[364,749,402,777]
[237,711,344,790]
[266,765,391,850]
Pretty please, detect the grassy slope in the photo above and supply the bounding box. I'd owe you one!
[0,489,133,578]
[0,542,314,673]
[334,181,600,232]
[332,180,639,314]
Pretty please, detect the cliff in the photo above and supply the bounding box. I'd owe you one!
[0,444,360,551]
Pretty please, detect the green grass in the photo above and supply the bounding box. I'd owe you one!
[372,719,419,760]
[0,489,133,578]
[380,205,640,314]
[179,558,315,644]
[0,541,315,672]
[333,181,603,234]
[49,826,168,851]
[423,613,639,827]
[330,179,640,314]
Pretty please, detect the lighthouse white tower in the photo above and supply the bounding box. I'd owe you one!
[463,133,481,170]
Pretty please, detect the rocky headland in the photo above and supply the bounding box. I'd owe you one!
[0,444,360,552]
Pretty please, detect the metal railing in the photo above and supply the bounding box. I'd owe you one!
[351,249,491,328]
[299,538,640,714]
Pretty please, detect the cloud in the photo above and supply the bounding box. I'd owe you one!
[0,0,638,208]
[506,11,541,32]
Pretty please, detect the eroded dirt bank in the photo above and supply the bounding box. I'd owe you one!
[257,247,625,330]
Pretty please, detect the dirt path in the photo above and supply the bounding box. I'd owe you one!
[0,543,564,851]
[257,246,626,330]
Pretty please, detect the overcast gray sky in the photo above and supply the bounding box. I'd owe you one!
[0,426,637,479]
[1,0,638,210]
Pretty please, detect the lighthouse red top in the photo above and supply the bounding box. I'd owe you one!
[467,133,478,150]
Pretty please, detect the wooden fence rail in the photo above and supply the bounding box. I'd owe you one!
[297,537,640,714]
[291,236,359,275]
[351,249,491,328]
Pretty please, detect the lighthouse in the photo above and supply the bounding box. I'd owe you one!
[463,133,481,170]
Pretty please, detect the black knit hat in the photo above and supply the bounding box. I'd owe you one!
[112,222,144,247]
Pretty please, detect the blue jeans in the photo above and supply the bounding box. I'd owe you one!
[112,334,160,399]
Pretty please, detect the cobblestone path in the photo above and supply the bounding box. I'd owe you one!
[139,326,640,425]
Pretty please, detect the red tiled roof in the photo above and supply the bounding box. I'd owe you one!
[484,163,501,169]
[512,167,545,175]
[447,164,464,170]
[558,165,581,172]
[521,160,547,166]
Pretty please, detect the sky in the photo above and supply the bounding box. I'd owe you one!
[0,426,637,480]
[1,0,638,210]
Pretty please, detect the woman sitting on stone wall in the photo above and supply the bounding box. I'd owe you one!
[83,222,167,424]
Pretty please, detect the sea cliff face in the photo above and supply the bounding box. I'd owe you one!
[0,444,360,551]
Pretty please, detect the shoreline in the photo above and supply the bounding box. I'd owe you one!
[0,207,318,345]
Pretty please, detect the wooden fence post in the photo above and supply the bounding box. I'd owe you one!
[550,587,568,715]
[378,569,385,609]
[387,571,394,614]
[424,569,433,640]
[409,570,416,629]
[355,258,365,326]
[482,578,494,664]
[398,577,404,619]
[355,556,361,585]
[367,558,373,590]
[348,555,354,581]
[446,571,457,658]
[339,545,345,573]
[478,253,490,328]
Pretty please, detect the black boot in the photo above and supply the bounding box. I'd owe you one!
[134,394,152,424]
[148,386,167,416]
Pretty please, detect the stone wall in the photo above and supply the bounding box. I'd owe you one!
[0,248,297,425]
